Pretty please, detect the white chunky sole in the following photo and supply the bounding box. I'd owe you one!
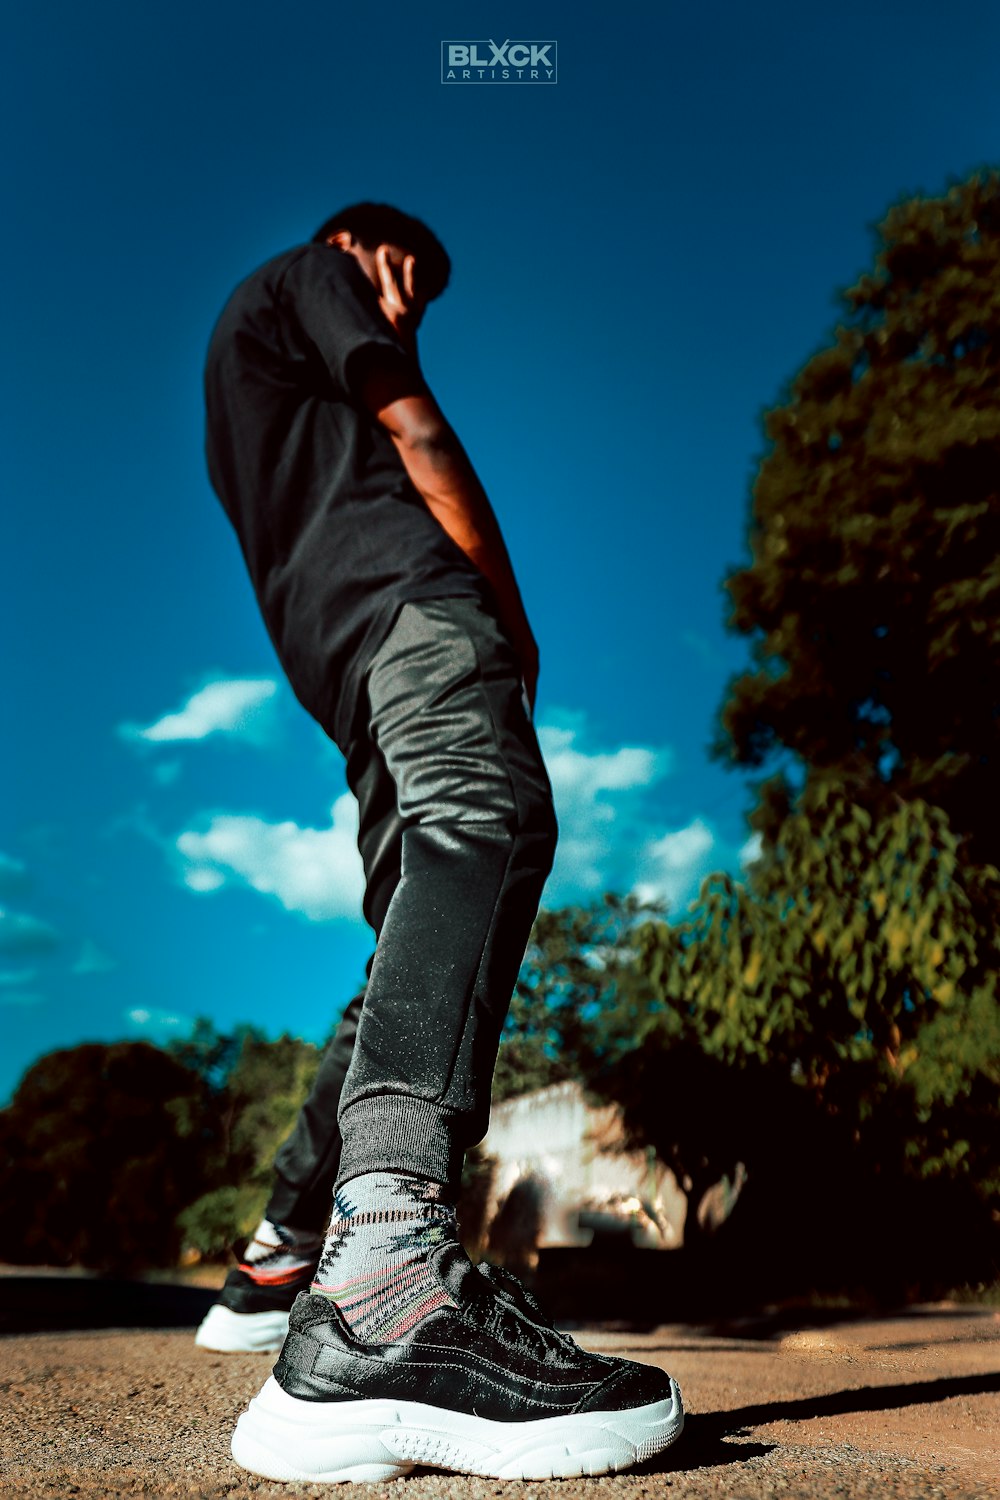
[195,1304,290,1353]
[231,1373,684,1482]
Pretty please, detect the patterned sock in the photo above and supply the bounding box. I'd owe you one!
[239,1218,324,1288]
[311,1171,459,1342]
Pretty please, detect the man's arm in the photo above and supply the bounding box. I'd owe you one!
[357,354,540,710]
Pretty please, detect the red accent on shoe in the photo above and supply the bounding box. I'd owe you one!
[238,1262,313,1287]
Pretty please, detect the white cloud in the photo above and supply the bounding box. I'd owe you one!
[158,704,735,925]
[536,713,673,903]
[72,939,118,976]
[0,964,44,1006]
[174,792,365,921]
[539,724,669,807]
[102,800,169,848]
[531,712,726,913]
[0,852,29,895]
[633,818,716,908]
[124,1006,195,1040]
[118,676,280,747]
[0,906,60,955]
[0,967,38,986]
[0,987,44,1007]
[739,830,764,869]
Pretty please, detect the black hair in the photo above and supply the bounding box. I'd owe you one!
[311,201,451,300]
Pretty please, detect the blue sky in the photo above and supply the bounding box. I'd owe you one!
[4,0,997,1103]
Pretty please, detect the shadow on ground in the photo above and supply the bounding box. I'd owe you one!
[0,1275,217,1334]
[633,1370,1000,1476]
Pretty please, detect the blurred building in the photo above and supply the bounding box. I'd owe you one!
[480,1081,688,1260]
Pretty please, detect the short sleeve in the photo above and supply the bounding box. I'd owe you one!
[278,244,417,402]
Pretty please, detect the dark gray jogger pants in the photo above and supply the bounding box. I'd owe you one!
[265,595,558,1212]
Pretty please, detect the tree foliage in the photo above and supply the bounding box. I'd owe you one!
[493,892,667,1103]
[607,780,1000,1293]
[0,1042,214,1272]
[495,773,1000,1292]
[635,782,1000,1176]
[717,168,1000,868]
[0,1024,324,1270]
[174,1028,321,1256]
[2,831,997,1296]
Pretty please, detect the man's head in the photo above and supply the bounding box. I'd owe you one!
[311,202,451,317]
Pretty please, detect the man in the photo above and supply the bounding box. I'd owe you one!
[200,202,684,1481]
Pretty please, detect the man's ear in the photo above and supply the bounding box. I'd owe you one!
[326,230,352,251]
[402,254,417,302]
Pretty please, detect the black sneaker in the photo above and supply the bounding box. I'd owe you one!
[195,1244,320,1354]
[231,1240,683,1481]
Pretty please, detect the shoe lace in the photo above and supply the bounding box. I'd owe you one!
[475,1261,580,1355]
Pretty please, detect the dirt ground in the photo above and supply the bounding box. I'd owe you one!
[1,1300,997,1499]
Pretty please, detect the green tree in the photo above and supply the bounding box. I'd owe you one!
[621,781,1000,1292]
[716,167,1000,868]
[0,1042,214,1272]
[176,1029,321,1256]
[493,893,667,1103]
[646,783,1000,1133]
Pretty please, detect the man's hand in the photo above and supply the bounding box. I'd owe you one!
[374,245,421,353]
[356,328,540,715]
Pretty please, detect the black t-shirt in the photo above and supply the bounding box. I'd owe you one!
[203,242,492,749]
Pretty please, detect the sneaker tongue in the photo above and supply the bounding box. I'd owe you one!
[428,1238,482,1304]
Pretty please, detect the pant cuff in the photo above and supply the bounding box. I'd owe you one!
[336,1094,465,1193]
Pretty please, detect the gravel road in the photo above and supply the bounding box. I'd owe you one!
[1,1300,997,1499]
